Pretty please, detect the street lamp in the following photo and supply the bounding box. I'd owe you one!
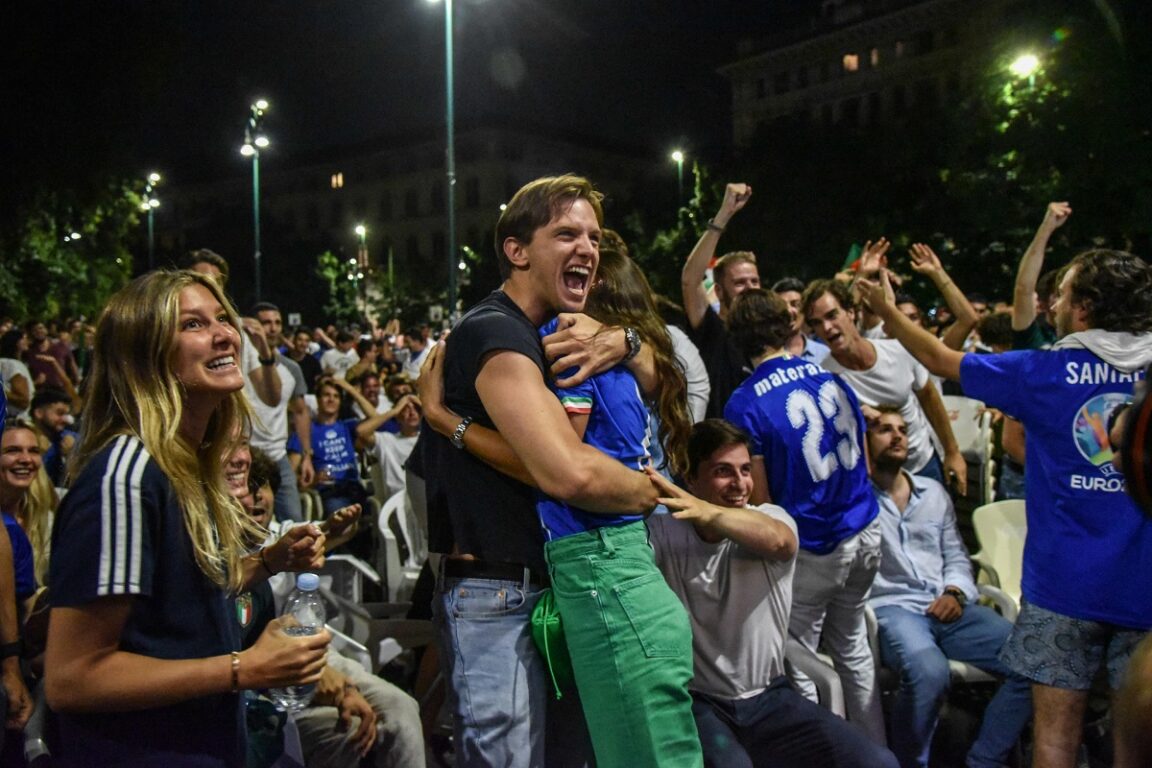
[427,0,458,322]
[240,98,270,302]
[141,172,161,270]
[1009,53,1039,79]
[670,149,685,205]
[354,224,369,315]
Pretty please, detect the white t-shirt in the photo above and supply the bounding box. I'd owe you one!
[320,348,359,380]
[667,325,710,424]
[823,339,936,473]
[371,431,419,500]
[648,504,798,700]
[0,358,34,416]
[243,341,295,461]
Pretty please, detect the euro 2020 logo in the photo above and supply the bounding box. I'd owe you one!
[1072,392,1130,477]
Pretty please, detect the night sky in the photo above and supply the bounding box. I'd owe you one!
[4,0,814,196]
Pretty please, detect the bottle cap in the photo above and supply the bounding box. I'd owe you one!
[296,572,320,591]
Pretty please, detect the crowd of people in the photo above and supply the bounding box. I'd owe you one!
[0,174,1149,768]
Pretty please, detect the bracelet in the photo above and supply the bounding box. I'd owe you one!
[0,640,23,659]
[230,651,241,693]
[259,547,276,576]
[706,218,726,233]
[259,355,276,366]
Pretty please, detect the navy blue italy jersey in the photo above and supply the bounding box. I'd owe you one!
[50,434,244,767]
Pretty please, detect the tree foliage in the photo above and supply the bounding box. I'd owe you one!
[0,180,140,322]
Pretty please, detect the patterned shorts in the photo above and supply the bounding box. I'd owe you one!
[1000,599,1148,690]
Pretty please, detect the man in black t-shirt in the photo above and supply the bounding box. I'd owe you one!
[681,182,759,417]
[419,175,660,768]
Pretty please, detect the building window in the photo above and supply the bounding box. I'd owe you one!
[773,71,790,94]
[915,30,935,55]
[892,84,907,115]
[841,96,861,125]
[378,192,392,221]
[842,53,859,73]
[867,91,882,123]
[330,172,344,189]
[915,78,938,108]
[405,189,419,218]
[870,47,880,68]
[465,176,480,209]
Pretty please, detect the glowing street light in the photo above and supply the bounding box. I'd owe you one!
[1009,53,1039,79]
[671,149,685,205]
[142,172,162,270]
[240,98,270,301]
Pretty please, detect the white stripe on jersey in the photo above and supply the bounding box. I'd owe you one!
[97,435,148,596]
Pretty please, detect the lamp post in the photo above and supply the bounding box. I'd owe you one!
[428,0,457,323]
[240,99,270,302]
[355,224,369,316]
[141,172,161,271]
[671,149,685,205]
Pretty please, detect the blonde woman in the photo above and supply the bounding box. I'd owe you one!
[45,271,330,767]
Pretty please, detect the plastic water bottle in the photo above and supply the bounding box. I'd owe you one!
[269,572,325,712]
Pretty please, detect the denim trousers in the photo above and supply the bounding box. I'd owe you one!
[789,520,886,744]
[546,522,702,768]
[875,604,1033,768]
[691,678,898,768]
[434,572,549,768]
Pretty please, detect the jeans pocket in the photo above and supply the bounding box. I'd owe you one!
[612,569,690,659]
[449,582,527,618]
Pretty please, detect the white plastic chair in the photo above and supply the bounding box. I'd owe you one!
[971,499,1027,608]
[377,489,422,602]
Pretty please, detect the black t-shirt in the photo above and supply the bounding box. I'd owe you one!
[291,352,324,394]
[688,306,752,419]
[429,290,549,572]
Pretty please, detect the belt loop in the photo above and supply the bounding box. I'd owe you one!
[599,527,616,557]
[522,565,531,593]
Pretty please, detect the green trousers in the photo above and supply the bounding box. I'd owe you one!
[545,521,702,768]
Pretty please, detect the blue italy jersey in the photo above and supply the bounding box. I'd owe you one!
[50,434,244,765]
[725,356,877,554]
[961,348,1152,627]
[536,319,649,540]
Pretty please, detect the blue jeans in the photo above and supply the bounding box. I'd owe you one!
[875,604,1033,768]
[691,678,898,768]
[434,573,548,768]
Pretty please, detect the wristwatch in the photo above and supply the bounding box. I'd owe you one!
[623,327,642,362]
[451,417,473,450]
[943,587,967,607]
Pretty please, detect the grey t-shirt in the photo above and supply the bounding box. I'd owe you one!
[648,504,798,700]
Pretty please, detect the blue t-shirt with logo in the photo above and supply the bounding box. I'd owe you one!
[961,349,1151,627]
[287,419,360,483]
[725,355,877,554]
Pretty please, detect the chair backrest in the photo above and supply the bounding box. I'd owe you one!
[972,499,1027,606]
[943,395,992,462]
[377,489,421,602]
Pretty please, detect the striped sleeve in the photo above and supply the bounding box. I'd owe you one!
[96,435,150,596]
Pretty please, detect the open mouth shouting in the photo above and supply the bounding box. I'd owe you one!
[207,354,237,373]
[563,264,593,297]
